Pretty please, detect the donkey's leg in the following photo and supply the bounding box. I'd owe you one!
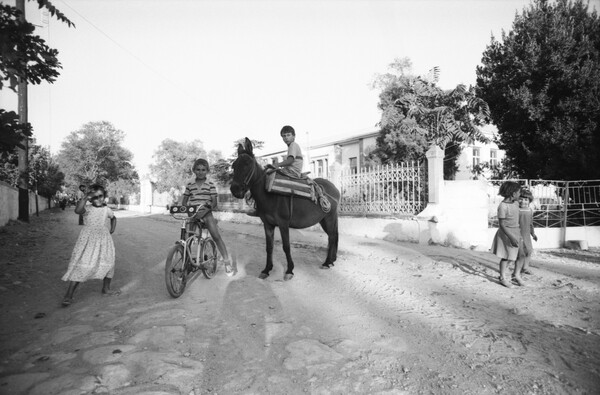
[260,223,275,279]
[279,224,295,281]
[319,215,339,268]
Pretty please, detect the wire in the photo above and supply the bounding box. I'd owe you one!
[57,0,246,130]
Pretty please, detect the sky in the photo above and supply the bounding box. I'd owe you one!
[5,0,591,176]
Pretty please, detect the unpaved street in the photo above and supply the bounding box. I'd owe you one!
[1,208,599,394]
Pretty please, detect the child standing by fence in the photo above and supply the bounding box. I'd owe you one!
[61,184,117,306]
[517,189,538,275]
[490,181,525,288]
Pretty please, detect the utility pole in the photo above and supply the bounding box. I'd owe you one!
[16,0,29,222]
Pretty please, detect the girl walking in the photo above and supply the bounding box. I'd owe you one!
[61,184,117,306]
[517,189,538,275]
[490,181,525,288]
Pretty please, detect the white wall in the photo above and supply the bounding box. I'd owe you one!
[418,180,490,249]
[487,226,600,249]
[1,181,52,226]
[0,182,19,226]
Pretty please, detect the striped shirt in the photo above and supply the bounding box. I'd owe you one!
[183,180,217,206]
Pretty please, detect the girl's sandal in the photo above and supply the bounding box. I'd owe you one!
[499,276,513,288]
[512,276,526,287]
[521,269,533,275]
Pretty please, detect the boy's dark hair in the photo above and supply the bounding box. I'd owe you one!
[192,158,210,172]
[280,125,295,136]
[498,181,521,198]
[79,184,86,189]
[520,189,534,202]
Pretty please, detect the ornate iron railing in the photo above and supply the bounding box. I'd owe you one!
[336,162,427,216]
[487,179,600,228]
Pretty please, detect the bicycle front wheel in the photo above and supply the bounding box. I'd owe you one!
[201,238,218,279]
[165,244,190,298]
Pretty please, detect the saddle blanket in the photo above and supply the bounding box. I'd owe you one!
[265,171,314,200]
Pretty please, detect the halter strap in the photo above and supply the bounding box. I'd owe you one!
[242,159,256,188]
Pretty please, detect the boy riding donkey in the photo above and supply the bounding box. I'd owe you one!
[247,125,330,216]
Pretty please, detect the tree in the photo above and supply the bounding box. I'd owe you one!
[56,121,138,191]
[28,141,64,197]
[1,0,73,146]
[372,58,491,179]
[476,0,600,180]
[211,138,265,186]
[149,139,208,203]
[0,109,32,154]
[32,0,74,27]
[0,3,66,91]
[0,137,63,196]
[106,178,139,206]
[0,3,59,152]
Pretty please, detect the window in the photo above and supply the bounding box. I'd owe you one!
[472,148,480,167]
[349,157,357,174]
[490,149,498,167]
[317,160,323,177]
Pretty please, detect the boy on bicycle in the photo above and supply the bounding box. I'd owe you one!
[181,158,234,276]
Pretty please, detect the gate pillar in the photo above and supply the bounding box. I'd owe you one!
[426,144,444,205]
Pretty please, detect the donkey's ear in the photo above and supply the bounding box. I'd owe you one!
[244,137,254,156]
[237,143,245,155]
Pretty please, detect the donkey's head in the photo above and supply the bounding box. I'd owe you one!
[230,137,257,198]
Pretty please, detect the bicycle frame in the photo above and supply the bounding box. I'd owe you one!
[177,217,210,266]
[166,205,218,298]
[170,205,210,267]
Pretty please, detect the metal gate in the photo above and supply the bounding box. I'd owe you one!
[337,162,426,216]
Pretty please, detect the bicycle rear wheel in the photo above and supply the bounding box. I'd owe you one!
[201,238,218,279]
[165,244,190,298]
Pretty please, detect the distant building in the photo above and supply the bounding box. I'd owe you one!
[257,126,504,180]
[454,125,506,180]
[257,130,379,179]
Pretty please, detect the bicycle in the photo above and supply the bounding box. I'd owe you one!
[165,205,218,298]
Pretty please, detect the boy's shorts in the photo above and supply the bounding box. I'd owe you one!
[187,207,211,232]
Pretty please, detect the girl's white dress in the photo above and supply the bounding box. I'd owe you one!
[62,206,115,282]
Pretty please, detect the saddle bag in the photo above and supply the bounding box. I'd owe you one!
[265,170,313,200]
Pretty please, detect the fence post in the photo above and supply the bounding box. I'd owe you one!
[561,181,570,247]
[426,145,444,205]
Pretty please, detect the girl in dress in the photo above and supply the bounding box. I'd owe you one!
[61,184,117,306]
[490,181,524,288]
[517,189,538,275]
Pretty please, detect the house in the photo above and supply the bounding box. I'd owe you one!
[258,129,380,179]
[257,126,504,181]
[454,124,506,180]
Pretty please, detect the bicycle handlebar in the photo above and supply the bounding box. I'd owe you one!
[169,205,209,220]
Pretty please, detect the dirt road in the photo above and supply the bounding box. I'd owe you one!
[0,208,599,394]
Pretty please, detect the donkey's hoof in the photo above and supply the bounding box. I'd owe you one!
[284,273,294,281]
[321,262,334,269]
[258,273,269,280]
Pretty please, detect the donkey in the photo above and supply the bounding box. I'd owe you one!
[230,138,340,280]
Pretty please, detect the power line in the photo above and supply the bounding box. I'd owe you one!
[57,0,242,128]
[59,0,194,98]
